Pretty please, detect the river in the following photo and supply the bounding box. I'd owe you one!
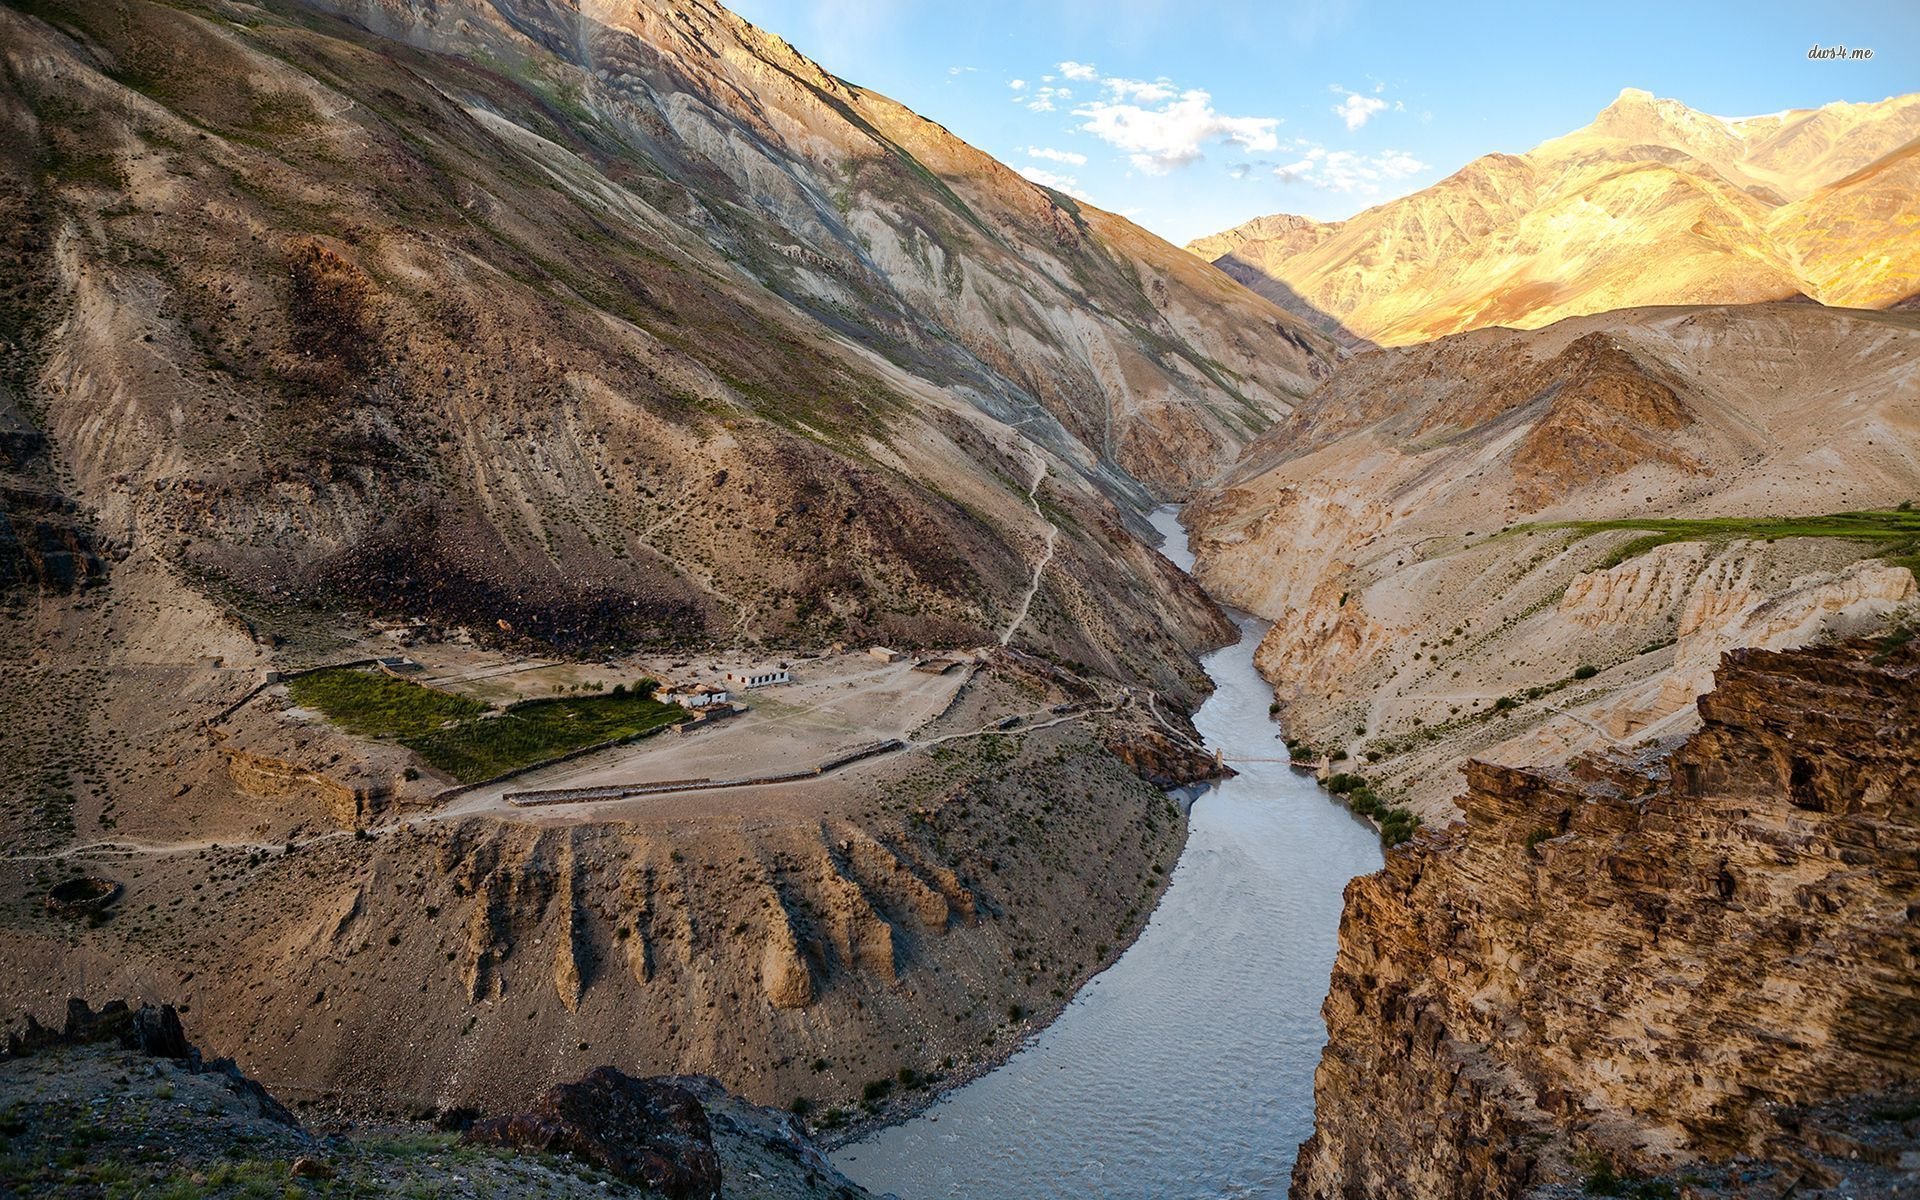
[831,507,1384,1199]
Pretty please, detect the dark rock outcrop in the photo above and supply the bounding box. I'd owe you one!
[1292,634,1920,1198]
[4,998,294,1124]
[1103,727,1231,789]
[0,397,104,594]
[464,1067,723,1198]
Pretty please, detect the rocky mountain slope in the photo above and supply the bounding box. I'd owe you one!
[1189,89,1920,346]
[1187,301,1920,819]
[0,0,1297,1130]
[1292,633,1920,1199]
[2,0,1331,672]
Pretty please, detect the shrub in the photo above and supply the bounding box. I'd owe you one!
[1572,664,1599,680]
[1379,808,1421,848]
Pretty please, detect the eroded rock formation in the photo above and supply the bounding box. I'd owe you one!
[1292,635,1920,1198]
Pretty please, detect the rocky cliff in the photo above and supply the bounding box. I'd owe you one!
[1190,88,1920,346]
[1293,633,1920,1198]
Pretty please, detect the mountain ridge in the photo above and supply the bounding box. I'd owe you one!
[1189,87,1920,346]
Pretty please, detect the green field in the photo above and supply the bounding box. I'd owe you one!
[287,669,686,783]
[1532,508,1920,571]
[287,668,487,739]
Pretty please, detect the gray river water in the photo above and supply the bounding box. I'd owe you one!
[832,508,1385,1199]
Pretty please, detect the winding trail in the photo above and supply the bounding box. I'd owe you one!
[1000,450,1058,647]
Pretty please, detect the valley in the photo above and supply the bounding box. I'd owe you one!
[1187,301,1920,821]
[1,1,1917,1198]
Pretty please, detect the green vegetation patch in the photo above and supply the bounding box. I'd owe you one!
[288,667,486,740]
[289,669,685,782]
[1534,509,1920,572]
[1324,773,1422,848]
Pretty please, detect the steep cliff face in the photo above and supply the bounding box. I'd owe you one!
[1292,635,1920,1198]
[1189,88,1920,346]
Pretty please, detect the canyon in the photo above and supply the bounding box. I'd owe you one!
[0,0,1290,1141]
[0,0,1917,1197]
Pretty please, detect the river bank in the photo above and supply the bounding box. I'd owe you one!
[828,508,1385,1199]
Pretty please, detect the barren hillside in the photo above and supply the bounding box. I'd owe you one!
[0,0,1319,1125]
[1188,302,1920,819]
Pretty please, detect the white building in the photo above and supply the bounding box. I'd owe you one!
[664,686,730,709]
[726,667,791,689]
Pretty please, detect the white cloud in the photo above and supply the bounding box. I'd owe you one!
[1274,145,1428,193]
[1075,87,1280,174]
[1027,146,1089,166]
[1058,60,1100,81]
[1009,79,1027,91]
[948,66,977,76]
[1022,83,1074,113]
[1018,165,1092,201]
[1104,77,1177,104]
[1335,92,1388,131]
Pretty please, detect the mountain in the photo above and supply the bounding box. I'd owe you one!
[1187,301,1920,817]
[1,0,1333,675]
[1189,88,1920,346]
[0,0,1315,1124]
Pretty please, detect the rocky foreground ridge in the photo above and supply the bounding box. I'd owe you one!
[1292,633,1920,1199]
[1,998,866,1198]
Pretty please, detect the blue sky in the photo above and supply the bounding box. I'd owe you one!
[725,0,1919,245]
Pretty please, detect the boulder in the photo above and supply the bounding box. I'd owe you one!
[464,1067,722,1198]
